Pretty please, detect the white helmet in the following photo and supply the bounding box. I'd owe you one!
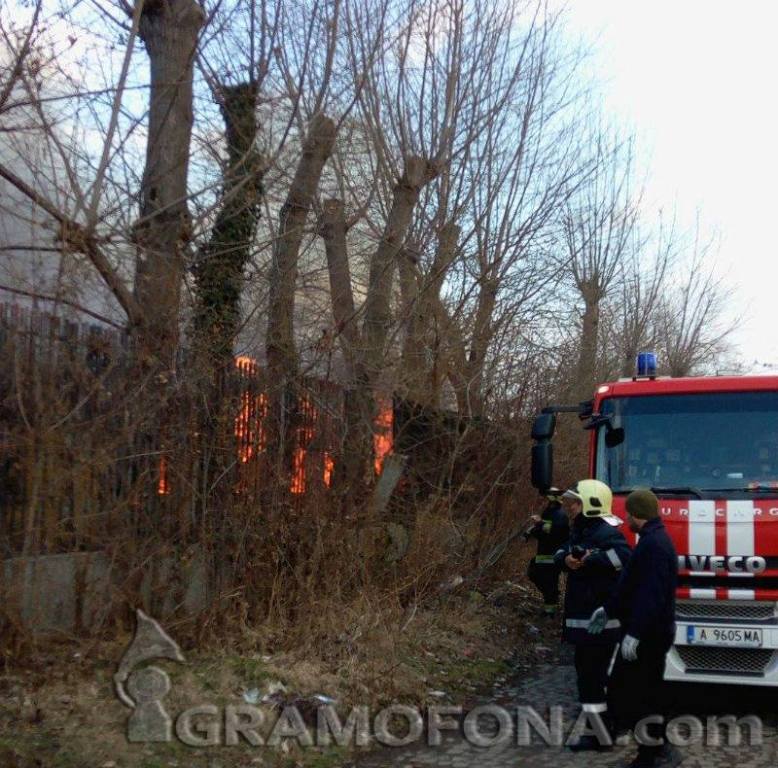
[563,479,621,525]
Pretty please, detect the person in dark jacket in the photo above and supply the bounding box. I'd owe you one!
[588,488,680,768]
[554,479,632,752]
[525,487,570,616]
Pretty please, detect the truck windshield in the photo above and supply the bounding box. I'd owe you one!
[595,391,778,492]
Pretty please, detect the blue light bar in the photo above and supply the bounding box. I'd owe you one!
[636,351,657,378]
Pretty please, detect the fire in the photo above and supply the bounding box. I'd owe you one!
[156,356,345,495]
[157,454,169,495]
[290,394,316,494]
[235,356,267,464]
[374,398,394,475]
[236,391,268,464]
[323,452,334,488]
[290,447,306,494]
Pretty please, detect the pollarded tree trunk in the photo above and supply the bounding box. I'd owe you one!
[129,0,204,544]
[191,82,264,509]
[265,114,337,474]
[425,223,460,407]
[319,156,438,493]
[193,82,264,379]
[398,243,427,404]
[266,114,337,384]
[575,284,602,400]
[355,156,438,488]
[133,0,204,369]
[319,201,373,492]
[398,222,460,407]
[461,274,499,417]
[319,198,373,492]
[320,198,360,380]
[362,156,438,386]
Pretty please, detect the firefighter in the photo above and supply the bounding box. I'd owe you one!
[554,479,632,752]
[588,488,681,768]
[524,487,569,616]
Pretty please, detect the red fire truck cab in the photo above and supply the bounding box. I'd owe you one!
[531,368,778,685]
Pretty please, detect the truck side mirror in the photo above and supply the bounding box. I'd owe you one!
[531,442,553,491]
[531,412,557,441]
[605,427,625,448]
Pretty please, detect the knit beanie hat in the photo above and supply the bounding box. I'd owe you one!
[625,488,659,520]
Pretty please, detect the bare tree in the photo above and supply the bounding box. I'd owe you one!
[0,0,43,117]
[561,130,639,399]
[604,211,676,378]
[658,222,734,377]
[0,1,205,368]
[422,2,587,416]
[133,0,206,367]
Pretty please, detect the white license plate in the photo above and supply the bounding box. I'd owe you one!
[686,625,763,648]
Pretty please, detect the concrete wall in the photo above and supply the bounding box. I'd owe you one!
[1,551,209,634]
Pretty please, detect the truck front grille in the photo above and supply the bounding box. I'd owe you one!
[676,600,775,622]
[676,646,775,676]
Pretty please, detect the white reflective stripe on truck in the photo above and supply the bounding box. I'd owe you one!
[683,588,756,600]
[689,500,716,555]
[727,500,756,556]
[727,589,756,600]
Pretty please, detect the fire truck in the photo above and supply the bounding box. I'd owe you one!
[530,354,778,685]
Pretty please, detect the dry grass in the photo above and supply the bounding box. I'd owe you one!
[0,585,548,768]
[0,310,577,766]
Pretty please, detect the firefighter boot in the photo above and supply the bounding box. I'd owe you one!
[569,706,614,752]
[649,744,684,768]
[625,743,684,768]
[568,733,613,752]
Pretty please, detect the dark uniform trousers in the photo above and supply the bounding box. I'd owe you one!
[527,501,569,609]
[603,516,677,758]
[527,557,560,606]
[555,515,632,719]
[608,641,670,756]
[575,644,617,708]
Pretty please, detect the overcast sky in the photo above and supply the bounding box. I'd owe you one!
[552,0,778,371]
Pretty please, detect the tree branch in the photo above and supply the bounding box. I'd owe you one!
[0,162,142,327]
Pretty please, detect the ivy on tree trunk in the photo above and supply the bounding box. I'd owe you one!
[193,81,264,378]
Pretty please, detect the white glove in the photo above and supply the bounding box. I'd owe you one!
[587,607,608,635]
[621,634,639,661]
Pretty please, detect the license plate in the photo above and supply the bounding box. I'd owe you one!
[686,625,763,648]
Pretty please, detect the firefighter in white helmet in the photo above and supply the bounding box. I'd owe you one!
[554,479,632,751]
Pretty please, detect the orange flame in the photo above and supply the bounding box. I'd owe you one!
[290,447,306,494]
[234,356,268,464]
[157,454,169,495]
[323,452,334,487]
[157,356,339,496]
[235,355,256,370]
[374,398,393,475]
[290,394,316,494]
